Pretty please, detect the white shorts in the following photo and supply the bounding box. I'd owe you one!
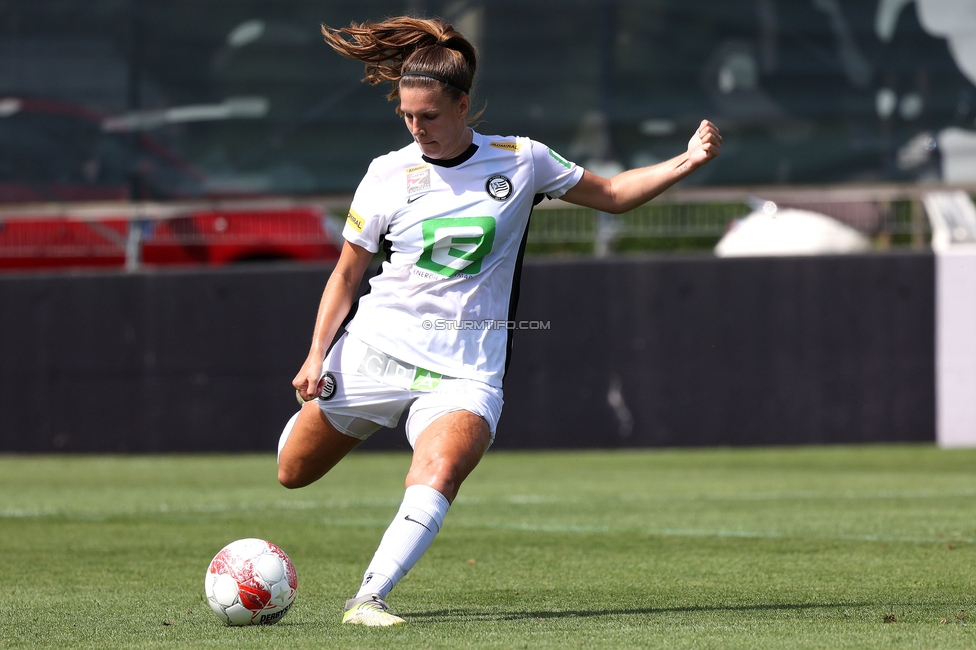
[312,333,503,448]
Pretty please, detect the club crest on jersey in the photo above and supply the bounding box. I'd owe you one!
[406,164,431,195]
[318,372,337,401]
[485,175,512,201]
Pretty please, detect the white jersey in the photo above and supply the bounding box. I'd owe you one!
[341,130,584,388]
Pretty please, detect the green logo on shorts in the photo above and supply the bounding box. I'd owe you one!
[417,217,496,277]
[411,368,442,391]
[360,345,444,391]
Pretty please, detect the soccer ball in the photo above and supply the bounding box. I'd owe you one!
[204,538,298,626]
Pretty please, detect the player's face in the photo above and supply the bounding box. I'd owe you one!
[400,86,470,160]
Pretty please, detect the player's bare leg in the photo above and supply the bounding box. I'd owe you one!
[344,410,490,626]
[405,410,491,503]
[277,400,361,489]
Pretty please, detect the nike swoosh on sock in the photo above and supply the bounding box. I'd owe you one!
[403,514,432,532]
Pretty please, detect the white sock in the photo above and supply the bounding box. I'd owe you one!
[355,484,450,599]
[276,411,300,465]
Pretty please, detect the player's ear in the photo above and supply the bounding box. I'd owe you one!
[456,93,470,120]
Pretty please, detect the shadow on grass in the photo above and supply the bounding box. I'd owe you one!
[413,601,909,623]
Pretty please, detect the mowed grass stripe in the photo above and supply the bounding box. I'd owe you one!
[2,446,976,649]
[3,505,973,544]
[5,487,976,517]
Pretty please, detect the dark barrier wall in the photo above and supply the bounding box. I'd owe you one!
[0,266,327,453]
[0,253,934,453]
[499,253,935,449]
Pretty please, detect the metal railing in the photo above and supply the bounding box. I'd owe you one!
[0,184,971,269]
[0,197,351,270]
[528,184,943,255]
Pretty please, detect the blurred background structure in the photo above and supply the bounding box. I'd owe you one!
[2,0,976,264]
[2,0,975,451]
[4,0,976,195]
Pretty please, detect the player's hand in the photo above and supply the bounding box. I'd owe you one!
[292,356,324,402]
[686,120,722,167]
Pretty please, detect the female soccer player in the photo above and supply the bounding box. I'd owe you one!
[276,16,721,626]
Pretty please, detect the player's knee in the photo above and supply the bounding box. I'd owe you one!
[278,469,299,489]
[277,460,308,489]
[406,460,460,501]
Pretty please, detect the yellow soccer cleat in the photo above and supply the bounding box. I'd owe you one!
[341,594,406,626]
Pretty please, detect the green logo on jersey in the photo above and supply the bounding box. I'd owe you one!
[417,217,496,277]
[548,148,572,169]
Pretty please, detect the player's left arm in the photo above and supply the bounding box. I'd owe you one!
[561,120,721,214]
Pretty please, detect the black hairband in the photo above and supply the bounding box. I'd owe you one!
[400,71,470,95]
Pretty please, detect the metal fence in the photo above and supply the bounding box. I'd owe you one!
[0,184,970,270]
[527,184,938,255]
[0,197,348,271]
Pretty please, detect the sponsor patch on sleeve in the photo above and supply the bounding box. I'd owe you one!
[490,141,520,153]
[346,209,365,234]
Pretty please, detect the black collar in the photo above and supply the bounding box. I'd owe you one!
[422,143,479,168]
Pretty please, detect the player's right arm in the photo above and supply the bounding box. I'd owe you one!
[293,240,374,401]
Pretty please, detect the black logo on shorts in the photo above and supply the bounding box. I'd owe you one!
[319,372,337,401]
[485,175,512,201]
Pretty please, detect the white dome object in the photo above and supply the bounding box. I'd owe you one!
[715,208,871,257]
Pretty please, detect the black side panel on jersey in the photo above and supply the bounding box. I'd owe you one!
[328,233,393,353]
[502,193,545,382]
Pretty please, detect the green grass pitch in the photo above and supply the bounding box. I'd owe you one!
[2,445,976,649]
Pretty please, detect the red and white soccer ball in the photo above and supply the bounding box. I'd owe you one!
[204,538,298,626]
